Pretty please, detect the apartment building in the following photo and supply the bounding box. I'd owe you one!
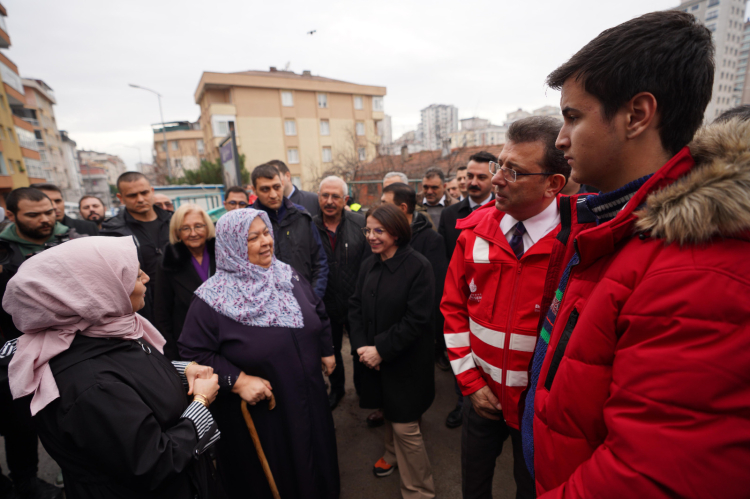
[78,150,127,186]
[194,68,386,189]
[417,104,458,151]
[449,106,563,149]
[737,20,750,104]
[0,4,45,196]
[676,0,749,119]
[152,120,206,179]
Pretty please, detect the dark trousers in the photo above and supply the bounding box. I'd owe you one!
[461,403,535,499]
[0,382,38,482]
[329,319,346,394]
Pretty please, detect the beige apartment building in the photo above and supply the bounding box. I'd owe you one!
[194,68,386,189]
[152,120,206,179]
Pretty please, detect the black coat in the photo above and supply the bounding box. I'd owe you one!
[253,197,329,298]
[289,188,321,217]
[348,246,435,423]
[62,215,99,236]
[33,335,220,499]
[313,211,371,324]
[100,206,173,323]
[410,211,448,342]
[438,195,494,258]
[154,239,216,360]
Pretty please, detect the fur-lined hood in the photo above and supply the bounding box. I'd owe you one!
[636,118,750,245]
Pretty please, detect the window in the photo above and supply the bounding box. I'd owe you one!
[7,158,14,174]
[356,122,365,136]
[320,120,330,136]
[281,91,294,107]
[7,127,14,143]
[161,142,166,152]
[691,3,699,10]
[197,139,205,153]
[354,96,363,110]
[708,0,719,6]
[0,152,7,175]
[284,119,297,136]
[287,148,299,164]
[372,96,384,112]
[317,93,328,108]
[171,141,179,151]
[174,159,182,170]
[706,9,719,20]
[14,160,21,173]
[322,147,332,163]
[358,147,366,161]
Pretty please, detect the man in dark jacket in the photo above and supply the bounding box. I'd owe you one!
[78,195,107,230]
[267,159,321,216]
[313,176,370,409]
[0,187,68,499]
[100,172,172,323]
[32,183,98,236]
[251,163,328,298]
[439,152,496,259]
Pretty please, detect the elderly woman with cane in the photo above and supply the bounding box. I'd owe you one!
[2,236,222,499]
[179,208,340,499]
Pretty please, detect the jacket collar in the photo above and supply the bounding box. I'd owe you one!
[411,211,432,235]
[122,205,172,225]
[49,335,134,376]
[313,209,352,233]
[161,238,216,272]
[376,245,414,273]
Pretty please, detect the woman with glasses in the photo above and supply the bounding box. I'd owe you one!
[349,204,436,499]
[154,203,216,359]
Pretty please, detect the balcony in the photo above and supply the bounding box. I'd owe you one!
[0,12,9,49]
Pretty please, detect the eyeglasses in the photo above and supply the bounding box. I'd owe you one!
[361,227,387,237]
[488,161,555,183]
[178,224,207,234]
[226,201,248,208]
[319,193,343,201]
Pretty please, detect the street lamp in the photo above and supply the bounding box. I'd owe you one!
[128,83,171,178]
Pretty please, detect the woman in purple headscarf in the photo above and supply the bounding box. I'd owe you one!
[178,208,339,499]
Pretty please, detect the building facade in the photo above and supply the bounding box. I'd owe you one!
[78,150,127,186]
[194,68,386,189]
[152,120,206,180]
[417,104,458,151]
[60,130,83,202]
[0,4,45,197]
[738,20,750,104]
[676,0,749,119]
[79,164,112,208]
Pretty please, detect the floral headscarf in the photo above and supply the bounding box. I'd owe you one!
[194,208,304,328]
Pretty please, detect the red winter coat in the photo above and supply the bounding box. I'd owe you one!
[532,120,750,498]
[441,203,559,429]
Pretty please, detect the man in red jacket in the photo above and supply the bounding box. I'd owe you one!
[521,10,750,499]
[441,116,568,499]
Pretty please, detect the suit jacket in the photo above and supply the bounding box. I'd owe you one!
[289,188,321,217]
[438,194,494,259]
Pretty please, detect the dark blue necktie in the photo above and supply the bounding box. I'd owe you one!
[509,222,526,259]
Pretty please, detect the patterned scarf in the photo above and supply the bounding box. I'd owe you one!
[194,209,304,328]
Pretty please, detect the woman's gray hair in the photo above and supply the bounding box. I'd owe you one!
[383,172,408,184]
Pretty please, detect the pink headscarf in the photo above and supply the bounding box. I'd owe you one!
[3,236,166,415]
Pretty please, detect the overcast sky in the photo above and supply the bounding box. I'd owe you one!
[3,0,710,170]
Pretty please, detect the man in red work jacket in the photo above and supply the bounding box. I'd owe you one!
[441,116,569,499]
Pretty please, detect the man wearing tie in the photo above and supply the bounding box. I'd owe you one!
[440,116,569,499]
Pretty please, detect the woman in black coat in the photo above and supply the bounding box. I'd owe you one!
[155,204,216,359]
[348,204,436,499]
[3,236,222,499]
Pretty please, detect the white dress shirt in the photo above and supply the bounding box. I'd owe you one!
[499,200,560,253]
[468,194,494,210]
[422,194,447,207]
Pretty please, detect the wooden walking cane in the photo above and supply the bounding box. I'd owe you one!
[241,395,280,499]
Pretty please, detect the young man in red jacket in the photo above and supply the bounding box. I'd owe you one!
[441,116,569,499]
[521,11,750,499]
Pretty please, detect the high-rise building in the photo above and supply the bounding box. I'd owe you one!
[417,104,458,151]
[194,68,386,188]
[152,120,206,181]
[0,3,46,197]
[737,19,750,104]
[675,0,749,120]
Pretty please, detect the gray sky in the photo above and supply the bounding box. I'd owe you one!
[4,0,697,170]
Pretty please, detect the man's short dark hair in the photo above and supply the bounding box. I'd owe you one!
[117,171,148,190]
[383,183,417,215]
[267,160,289,175]
[225,185,249,200]
[29,183,61,194]
[547,11,714,155]
[507,117,571,178]
[423,166,445,182]
[715,105,750,124]
[457,166,467,172]
[7,187,50,214]
[79,195,104,208]
[368,203,411,246]
[468,151,496,164]
[251,163,281,187]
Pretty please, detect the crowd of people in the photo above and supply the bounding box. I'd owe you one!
[0,9,746,499]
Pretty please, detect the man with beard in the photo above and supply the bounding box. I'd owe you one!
[78,195,107,230]
[0,187,67,499]
[31,183,98,236]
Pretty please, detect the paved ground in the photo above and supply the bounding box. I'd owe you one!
[0,335,517,499]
